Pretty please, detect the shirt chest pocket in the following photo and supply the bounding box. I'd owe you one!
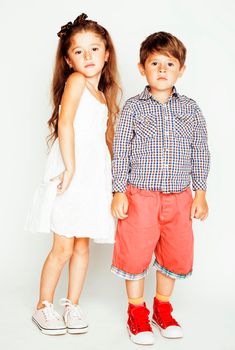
[135,114,157,139]
[174,113,194,141]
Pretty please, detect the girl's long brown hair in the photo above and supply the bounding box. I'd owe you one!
[47,14,121,155]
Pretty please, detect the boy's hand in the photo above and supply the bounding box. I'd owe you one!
[111,192,129,219]
[191,190,208,221]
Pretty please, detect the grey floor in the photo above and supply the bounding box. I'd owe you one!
[0,242,234,350]
[0,288,234,350]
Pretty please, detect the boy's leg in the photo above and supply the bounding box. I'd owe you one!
[126,278,154,345]
[156,271,175,302]
[152,272,183,338]
[126,278,144,304]
[152,188,194,338]
[111,185,160,345]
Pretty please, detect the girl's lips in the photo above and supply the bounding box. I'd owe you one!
[157,77,167,80]
[85,63,95,68]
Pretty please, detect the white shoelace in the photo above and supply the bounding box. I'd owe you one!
[59,298,84,320]
[41,300,61,321]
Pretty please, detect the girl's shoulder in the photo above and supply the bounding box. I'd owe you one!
[63,73,86,102]
[66,72,86,91]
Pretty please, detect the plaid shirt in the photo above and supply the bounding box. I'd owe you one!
[112,86,210,193]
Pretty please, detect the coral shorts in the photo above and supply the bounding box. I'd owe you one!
[111,185,194,280]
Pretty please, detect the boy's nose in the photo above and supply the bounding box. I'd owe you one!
[159,65,166,73]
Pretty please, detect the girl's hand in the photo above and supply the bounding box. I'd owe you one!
[111,192,129,219]
[50,169,74,194]
[191,190,208,221]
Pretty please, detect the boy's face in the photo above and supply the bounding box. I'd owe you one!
[138,52,185,94]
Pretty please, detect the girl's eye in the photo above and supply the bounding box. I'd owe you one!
[168,62,174,67]
[75,50,82,55]
[152,62,158,66]
[92,47,99,52]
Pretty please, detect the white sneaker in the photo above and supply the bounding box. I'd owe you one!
[60,298,89,334]
[32,300,67,335]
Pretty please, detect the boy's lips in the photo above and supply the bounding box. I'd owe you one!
[157,77,167,80]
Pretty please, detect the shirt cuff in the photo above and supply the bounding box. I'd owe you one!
[112,181,127,193]
[192,178,207,191]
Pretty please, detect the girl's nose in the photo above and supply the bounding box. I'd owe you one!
[84,50,92,60]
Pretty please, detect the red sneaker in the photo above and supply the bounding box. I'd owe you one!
[127,303,154,345]
[152,298,183,338]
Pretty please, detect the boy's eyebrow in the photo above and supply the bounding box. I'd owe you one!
[149,56,178,61]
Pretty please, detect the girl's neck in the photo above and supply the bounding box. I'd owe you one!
[85,76,106,104]
[86,75,101,91]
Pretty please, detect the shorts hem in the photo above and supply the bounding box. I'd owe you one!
[111,265,149,280]
[153,261,192,279]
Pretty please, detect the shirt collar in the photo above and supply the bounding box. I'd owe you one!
[138,86,179,100]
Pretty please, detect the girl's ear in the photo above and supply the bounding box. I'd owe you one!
[105,50,109,62]
[64,56,73,68]
[138,63,146,76]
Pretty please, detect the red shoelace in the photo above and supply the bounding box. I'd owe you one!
[128,305,152,334]
[154,301,179,329]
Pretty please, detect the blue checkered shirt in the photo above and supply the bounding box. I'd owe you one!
[112,86,210,193]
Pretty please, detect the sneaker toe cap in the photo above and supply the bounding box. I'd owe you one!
[161,325,183,338]
[132,331,155,345]
[67,320,88,328]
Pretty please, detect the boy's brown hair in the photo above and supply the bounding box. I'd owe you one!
[140,31,186,67]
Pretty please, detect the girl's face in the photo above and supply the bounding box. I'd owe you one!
[65,31,109,78]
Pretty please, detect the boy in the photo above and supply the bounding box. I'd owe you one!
[111,32,210,345]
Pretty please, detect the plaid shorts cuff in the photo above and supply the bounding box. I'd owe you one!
[153,260,192,279]
[111,265,149,280]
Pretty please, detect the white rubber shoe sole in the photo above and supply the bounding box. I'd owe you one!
[32,317,67,335]
[67,325,89,334]
[127,325,155,345]
[152,318,183,338]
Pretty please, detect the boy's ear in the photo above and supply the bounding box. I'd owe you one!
[178,64,186,77]
[138,63,146,76]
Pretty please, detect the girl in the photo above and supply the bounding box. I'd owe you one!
[25,13,120,335]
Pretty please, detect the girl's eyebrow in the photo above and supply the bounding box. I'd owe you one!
[72,43,102,51]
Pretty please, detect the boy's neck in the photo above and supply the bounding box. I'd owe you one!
[149,86,174,104]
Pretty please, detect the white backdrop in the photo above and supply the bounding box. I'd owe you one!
[0,0,235,349]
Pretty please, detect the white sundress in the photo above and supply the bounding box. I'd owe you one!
[25,87,116,243]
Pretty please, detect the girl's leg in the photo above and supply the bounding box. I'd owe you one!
[37,233,74,309]
[67,237,90,304]
[156,271,175,300]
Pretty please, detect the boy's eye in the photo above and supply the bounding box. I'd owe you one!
[151,62,158,66]
[168,62,174,67]
[92,47,99,52]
